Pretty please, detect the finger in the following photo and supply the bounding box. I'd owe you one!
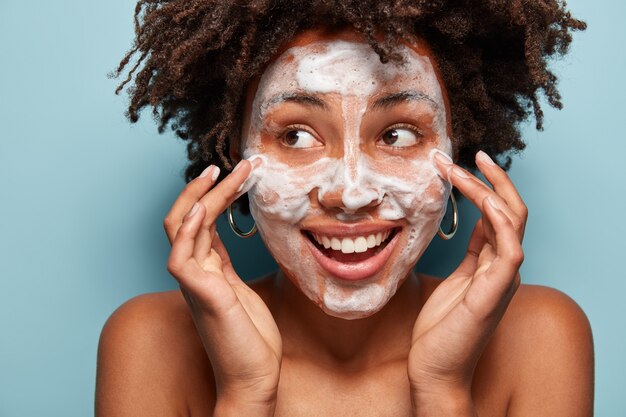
[454,218,485,276]
[193,157,261,260]
[484,196,524,285]
[163,165,221,245]
[167,202,207,284]
[432,151,523,241]
[197,157,263,229]
[168,205,240,310]
[193,220,217,266]
[481,202,496,249]
[475,151,528,223]
[477,197,523,300]
[449,165,520,241]
[461,200,522,322]
[212,232,243,285]
[191,224,240,291]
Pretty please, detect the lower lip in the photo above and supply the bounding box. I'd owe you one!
[303,231,400,281]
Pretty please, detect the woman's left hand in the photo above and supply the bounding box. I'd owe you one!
[408,151,528,410]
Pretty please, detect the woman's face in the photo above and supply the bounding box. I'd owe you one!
[240,29,453,319]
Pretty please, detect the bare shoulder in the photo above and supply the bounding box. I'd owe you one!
[95,277,275,417]
[95,290,214,417]
[504,283,593,338]
[494,284,594,416]
[501,284,594,368]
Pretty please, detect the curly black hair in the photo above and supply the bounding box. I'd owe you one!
[112,0,585,194]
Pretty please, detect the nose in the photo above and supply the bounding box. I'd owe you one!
[316,160,383,213]
[318,187,382,212]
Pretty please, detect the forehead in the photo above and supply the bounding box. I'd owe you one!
[254,38,443,103]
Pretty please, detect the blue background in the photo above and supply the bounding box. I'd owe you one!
[0,0,624,415]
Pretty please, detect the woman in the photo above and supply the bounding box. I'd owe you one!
[96,1,593,416]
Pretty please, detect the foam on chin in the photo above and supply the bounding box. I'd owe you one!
[323,282,386,319]
[242,39,452,320]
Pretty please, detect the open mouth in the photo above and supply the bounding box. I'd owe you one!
[302,228,400,281]
[305,229,398,262]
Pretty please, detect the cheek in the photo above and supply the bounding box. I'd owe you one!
[246,154,332,224]
[403,161,447,208]
[403,180,448,225]
[361,154,448,223]
[252,187,281,207]
[244,137,307,223]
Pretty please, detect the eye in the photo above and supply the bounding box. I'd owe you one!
[282,128,323,149]
[379,125,423,148]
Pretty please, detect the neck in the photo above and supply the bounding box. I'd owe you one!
[270,270,424,370]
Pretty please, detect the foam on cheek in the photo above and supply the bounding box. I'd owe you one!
[243,39,453,319]
[244,155,336,223]
[245,155,347,311]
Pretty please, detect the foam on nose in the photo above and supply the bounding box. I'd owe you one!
[313,155,384,212]
[341,186,382,212]
[341,156,383,211]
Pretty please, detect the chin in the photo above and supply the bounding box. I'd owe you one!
[317,280,398,320]
[262,220,424,320]
[283,265,408,321]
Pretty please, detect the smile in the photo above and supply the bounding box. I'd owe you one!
[309,230,393,254]
[302,227,400,281]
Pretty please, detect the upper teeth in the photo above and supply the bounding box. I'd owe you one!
[310,231,392,254]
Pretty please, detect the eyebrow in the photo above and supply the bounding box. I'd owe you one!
[372,90,439,110]
[262,92,329,111]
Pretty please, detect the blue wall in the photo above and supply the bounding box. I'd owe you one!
[0,0,624,415]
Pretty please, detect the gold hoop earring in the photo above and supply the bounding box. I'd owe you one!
[227,204,257,238]
[438,192,458,240]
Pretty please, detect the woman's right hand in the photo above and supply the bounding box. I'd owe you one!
[163,159,282,415]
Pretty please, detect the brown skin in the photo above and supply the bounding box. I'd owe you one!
[96,278,593,416]
[96,30,594,417]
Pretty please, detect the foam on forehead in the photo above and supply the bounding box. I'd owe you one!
[294,41,409,95]
[250,39,445,134]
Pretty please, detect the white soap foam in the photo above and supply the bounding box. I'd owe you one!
[242,39,452,319]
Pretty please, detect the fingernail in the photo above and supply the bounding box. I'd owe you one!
[476,150,496,166]
[198,165,215,179]
[187,202,200,217]
[486,196,500,210]
[432,149,453,166]
[232,160,244,172]
[211,166,220,182]
[452,166,470,179]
